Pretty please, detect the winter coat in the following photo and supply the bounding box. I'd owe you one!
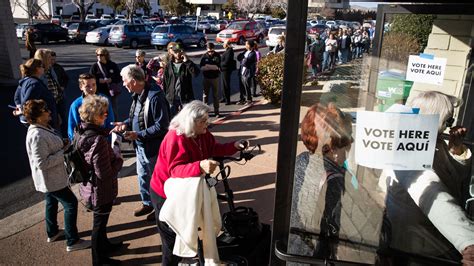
[125,82,170,158]
[78,123,123,207]
[220,47,236,72]
[26,124,68,193]
[14,76,58,128]
[89,60,121,97]
[162,60,200,105]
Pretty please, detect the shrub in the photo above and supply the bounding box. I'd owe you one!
[256,53,285,104]
[390,14,435,51]
[256,53,308,105]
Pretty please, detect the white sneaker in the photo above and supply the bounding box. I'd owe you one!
[47,229,65,243]
[66,239,91,252]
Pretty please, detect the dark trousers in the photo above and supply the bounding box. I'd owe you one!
[222,70,232,104]
[28,49,36,59]
[45,187,79,246]
[241,75,253,101]
[92,202,113,265]
[56,99,68,138]
[150,189,181,266]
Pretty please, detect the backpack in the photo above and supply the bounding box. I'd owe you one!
[64,128,97,184]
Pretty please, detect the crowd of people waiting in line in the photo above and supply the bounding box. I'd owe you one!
[306,26,372,78]
[13,40,253,265]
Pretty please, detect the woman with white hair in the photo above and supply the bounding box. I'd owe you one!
[379,91,474,265]
[149,100,249,264]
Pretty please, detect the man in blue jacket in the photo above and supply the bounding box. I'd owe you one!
[114,64,170,221]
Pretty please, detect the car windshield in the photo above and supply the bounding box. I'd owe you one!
[69,23,79,30]
[270,28,285,35]
[153,26,169,33]
[227,22,245,30]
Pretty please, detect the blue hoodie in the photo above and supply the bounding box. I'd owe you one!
[14,76,58,129]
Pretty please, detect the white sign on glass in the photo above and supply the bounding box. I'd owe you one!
[406,54,447,85]
[355,111,439,170]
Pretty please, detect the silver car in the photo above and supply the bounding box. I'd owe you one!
[265,26,286,50]
[85,26,112,45]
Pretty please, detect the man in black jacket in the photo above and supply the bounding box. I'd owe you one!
[221,40,236,105]
[200,42,222,117]
[114,64,170,221]
[162,44,200,117]
[237,40,257,104]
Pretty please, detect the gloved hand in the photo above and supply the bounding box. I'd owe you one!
[234,139,249,150]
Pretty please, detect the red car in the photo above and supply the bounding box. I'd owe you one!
[216,20,266,45]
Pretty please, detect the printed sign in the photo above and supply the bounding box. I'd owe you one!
[406,55,447,85]
[355,111,439,170]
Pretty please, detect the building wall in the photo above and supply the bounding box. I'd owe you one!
[410,15,473,100]
[1,0,22,80]
[11,0,162,19]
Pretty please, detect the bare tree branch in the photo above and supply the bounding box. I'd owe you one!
[235,0,272,18]
[64,0,96,21]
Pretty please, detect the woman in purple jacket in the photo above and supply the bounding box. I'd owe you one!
[77,95,123,265]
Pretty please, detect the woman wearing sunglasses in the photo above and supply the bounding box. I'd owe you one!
[89,48,121,118]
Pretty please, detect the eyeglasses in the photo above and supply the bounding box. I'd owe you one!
[96,54,106,57]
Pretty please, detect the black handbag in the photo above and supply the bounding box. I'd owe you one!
[222,206,262,239]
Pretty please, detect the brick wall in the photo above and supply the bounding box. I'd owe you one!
[0,0,21,80]
[410,15,473,98]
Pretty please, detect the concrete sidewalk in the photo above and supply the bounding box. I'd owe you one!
[0,99,280,265]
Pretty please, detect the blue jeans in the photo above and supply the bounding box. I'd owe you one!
[136,144,156,207]
[45,187,79,246]
[340,48,349,63]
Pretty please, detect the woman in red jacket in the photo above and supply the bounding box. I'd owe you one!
[150,100,248,265]
[77,95,123,265]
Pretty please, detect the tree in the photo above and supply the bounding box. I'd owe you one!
[235,0,272,18]
[98,0,125,15]
[11,0,49,23]
[65,0,96,21]
[270,6,286,19]
[390,14,435,51]
[223,0,238,15]
[160,0,188,16]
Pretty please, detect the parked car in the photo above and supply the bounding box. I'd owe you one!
[141,15,149,20]
[308,24,329,35]
[108,24,151,48]
[197,20,212,32]
[114,19,144,25]
[265,26,286,51]
[61,21,76,29]
[68,22,100,43]
[210,20,228,32]
[51,15,62,25]
[325,20,337,29]
[85,26,112,45]
[115,14,126,19]
[308,19,319,27]
[100,14,113,20]
[69,15,81,22]
[16,23,30,39]
[26,23,69,44]
[216,20,266,45]
[151,24,206,50]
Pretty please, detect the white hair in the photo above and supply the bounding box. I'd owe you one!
[169,100,211,137]
[406,90,461,133]
[120,64,145,82]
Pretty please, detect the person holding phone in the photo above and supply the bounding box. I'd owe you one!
[162,43,200,117]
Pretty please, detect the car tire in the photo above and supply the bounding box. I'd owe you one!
[155,45,163,50]
[257,34,264,44]
[197,38,206,48]
[41,36,49,45]
[130,39,139,49]
[238,36,245,45]
[269,46,274,51]
[103,39,109,46]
